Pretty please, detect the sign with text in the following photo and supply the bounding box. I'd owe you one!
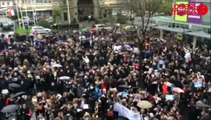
[174,1,188,22]
[188,1,202,24]
[172,0,208,24]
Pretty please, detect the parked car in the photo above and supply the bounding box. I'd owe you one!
[123,25,136,30]
[45,17,53,23]
[93,24,112,30]
[31,26,51,35]
[19,16,34,25]
[2,22,13,30]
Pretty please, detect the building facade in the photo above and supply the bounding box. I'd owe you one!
[0,0,16,9]
[18,0,60,19]
[18,0,127,23]
[202,1,211,25]
[62,0,127,22]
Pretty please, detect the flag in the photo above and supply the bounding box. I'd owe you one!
[7,10,15,17]
[113,103,142,120]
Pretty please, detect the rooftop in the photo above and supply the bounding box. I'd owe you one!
[152,16,211,29]
[152,25,211,39]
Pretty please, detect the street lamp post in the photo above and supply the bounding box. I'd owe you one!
[20,8,25,29]
[15,0,21,27]
[66,0,71,24]
[33,9,37,26]
[25,7,29,26]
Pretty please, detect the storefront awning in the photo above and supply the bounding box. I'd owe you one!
[0,8,7,11]
[152,26,189,33]
[152,16,211,29]
[152,26,211,39]
[21,8,52,12]
[186,31,211,39]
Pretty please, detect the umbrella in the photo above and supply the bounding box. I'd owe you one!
[1,104,19,113]
[89,28,95,33]
[110,88,117,92]
[1,89,9,95]
[137,100,153,109]
[79,35,86,40]
[51,63,62,68]
[69,90,75,96]
[83,56,90,63]
[152,81,158,84]
[118,84,128,88]
[81,28,88,32]
[195,101,211,108]
[92,91,102,100]
[1,49,16,54]
[3,37,10,42]
[10,91,26,99]
[172,87,184,93]
[8,83,21,89]
[8,32,15,35]
[123,44,132,49]
[117,92,129,97]
[56,40,68,45]
[37,34,43,40]
[59,76,70,80]
[164,82,173,86]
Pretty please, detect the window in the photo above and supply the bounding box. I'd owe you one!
[103,10,107,18]
[63,0,66,4]
[7,2,9,5]
[63,12,67,21]
[51,0,60,3]
[36,0,43,3]
[25,0,35,3]
[2,2,4,5]
[109,9,112,15]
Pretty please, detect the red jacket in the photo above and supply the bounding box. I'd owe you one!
[162,84,168,94]
[6,97,10,105]
[101,82,107,90]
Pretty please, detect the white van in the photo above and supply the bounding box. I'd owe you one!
[93,24,112,30]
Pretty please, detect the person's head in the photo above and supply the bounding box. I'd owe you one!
[22,104,27,109]
[83,112,91,120]
[57,111,63,118]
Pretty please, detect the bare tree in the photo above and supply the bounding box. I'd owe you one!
[131,0,162,88]
[52,6,62,23]
[159,0,174,15]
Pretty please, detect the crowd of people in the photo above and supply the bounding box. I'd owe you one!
[0,27,211,120]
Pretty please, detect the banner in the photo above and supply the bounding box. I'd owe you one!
[8,10,15,17]
[188,0,202,24]
[113,103,142,120]
[174,2,188,22]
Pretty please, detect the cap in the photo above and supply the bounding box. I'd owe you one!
[27,74,33,78]
[14,67,18,71]
[149,113,154,117]
[83,112,90,117]
[27,70,31,74]
[35,76,40,79]
[2,89,9,94]
[56,94,62,100]
[37,92,42,97]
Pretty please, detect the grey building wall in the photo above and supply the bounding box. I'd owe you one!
[202,2,211,25]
